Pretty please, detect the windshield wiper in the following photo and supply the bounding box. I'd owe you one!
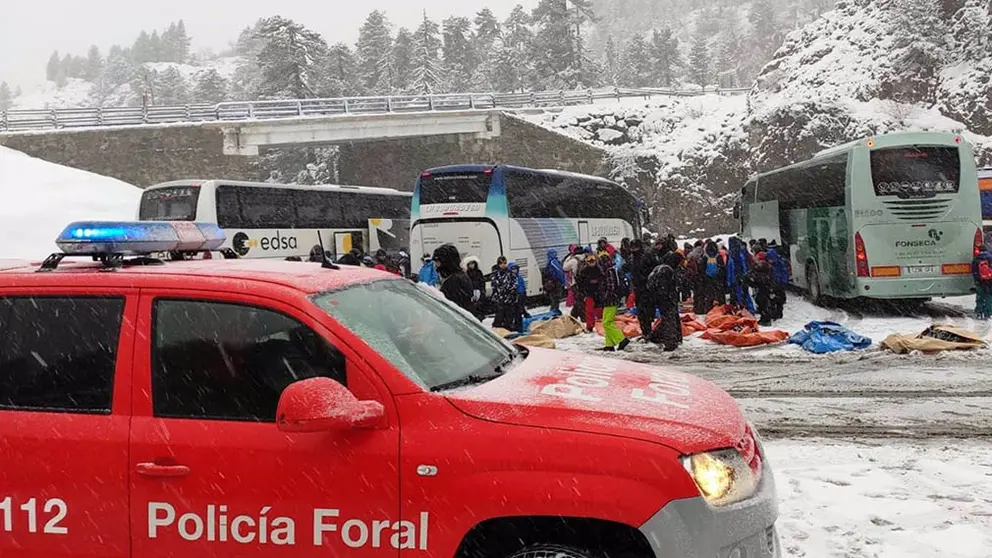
[431,351,519,393]
[430,374,502,393]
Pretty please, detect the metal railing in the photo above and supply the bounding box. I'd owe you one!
[0,86,750,133]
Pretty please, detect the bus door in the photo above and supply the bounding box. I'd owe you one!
[746,201,781,244]
[578,221,590,246]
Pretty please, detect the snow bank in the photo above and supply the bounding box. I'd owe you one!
[0,147,141,259]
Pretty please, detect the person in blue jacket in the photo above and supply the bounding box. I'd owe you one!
[417,253,439,287]
[544,248,567,314]
[766,241,790,319]
[509,262,527,332]
[726,236,756,315]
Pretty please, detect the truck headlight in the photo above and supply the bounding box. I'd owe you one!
[681,449,759,507]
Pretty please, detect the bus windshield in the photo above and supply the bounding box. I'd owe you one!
[139,186,200,221]
[870,147,960,198]
[419,172,492,205]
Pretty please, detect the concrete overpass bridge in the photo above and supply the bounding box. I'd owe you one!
[0,87,747,189]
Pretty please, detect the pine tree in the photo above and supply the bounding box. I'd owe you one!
[603,36,620,87]
[55,54,70,88]
[688,32,710,87]
[252,16,329,99]
[133,31,153,64]
[230,20,266,99]
[88,73,115,106]
[474,8,501,46]
[650,27,681,88]
[0,82,13,111]
[157,66,188,105]
[104,45,136,87]
[356,10,395,94]
[621,34,652,87]
[391,29,416,93]
[149,30,164,62]
[46,51,61,82]
[531,0,597,89]
[323,43,360,97]
[717,21,743,88]
[442,17,477,92]
[175,20,192,63]
[162,22,180,62]
[494,5,534,91]
[85,45,104,81]
[194,68,228,103]
[411,12,443,94]
[749,0,779,60]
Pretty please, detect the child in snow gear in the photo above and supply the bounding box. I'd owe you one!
[563,245,582,309]
[973,245,992,319]
[577,253,604,332]
[597,253,631,351]
[417,254,440,287]
[626,239,660,340]
[491,257,517,329]
[748,253,781,327]
[766,242,789,319]
[726,237,756,314]
[509,262,527,332]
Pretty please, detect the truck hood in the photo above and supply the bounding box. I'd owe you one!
[444,347,747,455]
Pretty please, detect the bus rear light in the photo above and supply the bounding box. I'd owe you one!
[421,172,432,178]
[866,139,876,148]
[975,228,983,257]
[483,168,494,175]
[955,136,962,144]
[870,266,901,277]
[942,263,971,275]
[855,232,869,277]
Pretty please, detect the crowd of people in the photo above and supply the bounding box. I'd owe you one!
[411,234,792,353]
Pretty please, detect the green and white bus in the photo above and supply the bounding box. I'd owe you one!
[735,132,982,304]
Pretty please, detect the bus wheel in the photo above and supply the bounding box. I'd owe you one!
[806,262,823,306]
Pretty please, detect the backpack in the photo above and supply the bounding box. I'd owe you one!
[704,256,720,279]
[542,265,558,293]
[979,259,992,282]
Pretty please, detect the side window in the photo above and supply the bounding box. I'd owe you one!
[0,296,124,413]
[215,185,242,229]
[295,190,344,228]
[151,299,347,422]
[238,187,296,229]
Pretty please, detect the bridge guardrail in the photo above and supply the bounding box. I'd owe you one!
[0,86,750,133]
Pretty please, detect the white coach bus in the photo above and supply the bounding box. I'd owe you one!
[138,180,411,260]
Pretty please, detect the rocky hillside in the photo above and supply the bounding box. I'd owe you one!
[529,0,992,236]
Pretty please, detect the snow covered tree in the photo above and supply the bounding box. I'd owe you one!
[531,0,598,89]
[688,32,710,87]
[391,29,416,92]
[84,45,104,81]
[650,28,681,87]
[485,5,534,92]
[620,34,652,87]
[104,45,136,87]
[356,10,395,94]
[0,82,13,111]
[411,12,443,94]
[230,21,266,99]
[252,16,329,99]
[46,51,61,82]
[88,72,115,106]
[174,20,192,63]
[717,21,743,88]
[604,36,620,86]
[474,8,501,46]
[157,66,188,105]
[194,68,228,103]
[322,43,361,97]
[442,17,477,92]
[748,0,779,61]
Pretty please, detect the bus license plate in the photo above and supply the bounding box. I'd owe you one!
[905,265,936,275]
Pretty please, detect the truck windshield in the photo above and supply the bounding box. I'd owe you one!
[312,280,517,391]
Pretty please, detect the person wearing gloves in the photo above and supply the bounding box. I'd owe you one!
[463,256,487,320]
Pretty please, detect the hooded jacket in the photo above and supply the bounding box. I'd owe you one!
[597,255,620,306]
[432,245,474,311]
[491,263,517,305]
[418,260,440,286]
[546,248,567,285]
[766,248,790,285]
[509,262,527,295]
[462,256,486,294]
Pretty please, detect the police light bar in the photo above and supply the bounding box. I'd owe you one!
[55,221,226,255]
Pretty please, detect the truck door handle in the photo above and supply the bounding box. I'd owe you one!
[136,462,190,477]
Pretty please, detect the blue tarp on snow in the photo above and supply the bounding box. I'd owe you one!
[788,321,872,354]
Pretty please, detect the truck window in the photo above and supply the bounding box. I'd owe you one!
[0,296,125,413]
[151,299,347,422]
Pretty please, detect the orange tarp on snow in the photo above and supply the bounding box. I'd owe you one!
[699,305,790,347]
[593,312,709,338]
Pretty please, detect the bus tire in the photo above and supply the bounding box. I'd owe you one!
[806,262,824,306]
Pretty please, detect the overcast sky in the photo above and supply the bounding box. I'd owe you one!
[0,0,536,87]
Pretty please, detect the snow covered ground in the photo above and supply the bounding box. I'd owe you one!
[769,439,992,558]
[0,147,141,259]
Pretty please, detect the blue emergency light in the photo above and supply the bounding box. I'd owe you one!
[55,221,226,255]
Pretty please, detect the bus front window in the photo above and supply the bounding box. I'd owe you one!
[419,172,492,205]
[139,186,200,221]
